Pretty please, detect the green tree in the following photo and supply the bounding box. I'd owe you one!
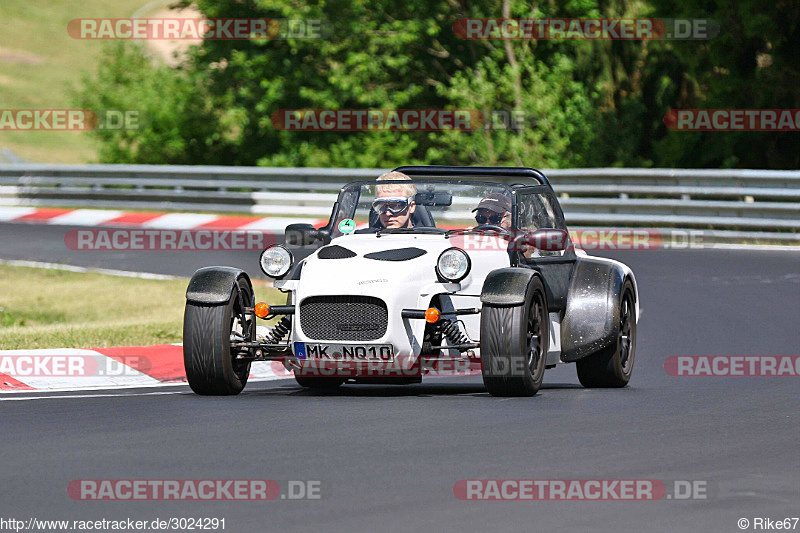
[176,0,609,168]
[74,42,229,164]
[76,0,799,168]
[646,0,800,168]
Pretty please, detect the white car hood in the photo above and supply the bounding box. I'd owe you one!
[299,233,508,297]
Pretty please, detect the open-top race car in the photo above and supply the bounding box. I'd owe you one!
[183,166,639,397]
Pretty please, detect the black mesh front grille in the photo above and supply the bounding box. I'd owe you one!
[364,247,427,261]
[317,245,357,259]
[299,296,388,341]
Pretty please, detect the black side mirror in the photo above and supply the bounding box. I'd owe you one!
[512,228,569,252]
[285,223,331,247]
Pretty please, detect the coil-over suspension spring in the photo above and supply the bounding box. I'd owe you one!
[438,318,470,346]
[265,315,292,344]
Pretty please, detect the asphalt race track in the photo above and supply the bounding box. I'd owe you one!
[1,221,798,533]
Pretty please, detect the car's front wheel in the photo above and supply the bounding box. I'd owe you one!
[480,276,549,397]
[576,281,636,388]
[183,278,253,395]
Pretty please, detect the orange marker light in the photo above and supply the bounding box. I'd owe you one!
[425,308,440,323]
[254,302,270,319]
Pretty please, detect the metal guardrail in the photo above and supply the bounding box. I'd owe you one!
[0,164,798,243]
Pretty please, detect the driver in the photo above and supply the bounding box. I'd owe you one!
[373,171,417,229]
[472,193,512,229]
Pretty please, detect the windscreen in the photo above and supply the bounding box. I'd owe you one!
[329,180,513,238]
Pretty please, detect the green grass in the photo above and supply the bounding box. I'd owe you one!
[0,0,168,163]
[0,264,281,350]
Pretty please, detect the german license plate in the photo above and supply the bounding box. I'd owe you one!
[294,342,394,361]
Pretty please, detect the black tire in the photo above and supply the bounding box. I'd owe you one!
[183,277,253,395]
[480,276,549,397]
[294,375,344,389]
[576,281,636,388]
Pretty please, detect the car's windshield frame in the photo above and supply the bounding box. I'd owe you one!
[321,178,565,238]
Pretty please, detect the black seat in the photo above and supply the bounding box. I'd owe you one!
[412,205,436,227]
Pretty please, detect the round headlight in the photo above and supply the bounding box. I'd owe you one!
[259,245,293,278]
[436,248,471,282]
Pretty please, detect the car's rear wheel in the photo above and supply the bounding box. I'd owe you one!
[183,278,253,395]
[576,281,636,388]
[480,276,549,397]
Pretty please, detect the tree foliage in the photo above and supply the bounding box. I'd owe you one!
[75,42,230,164]
[76,0,800,169]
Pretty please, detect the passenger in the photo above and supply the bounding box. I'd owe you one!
[472,193,512,229]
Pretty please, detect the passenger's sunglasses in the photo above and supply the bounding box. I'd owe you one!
[475,213,506,225]
[373,197,410,214]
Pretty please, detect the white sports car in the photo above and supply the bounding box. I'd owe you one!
[183,166,639,397]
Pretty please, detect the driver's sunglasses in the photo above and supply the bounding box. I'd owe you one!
[475,213,506,225]
[372,197,410,214]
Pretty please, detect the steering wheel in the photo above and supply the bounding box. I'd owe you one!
[472,224,510,234]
